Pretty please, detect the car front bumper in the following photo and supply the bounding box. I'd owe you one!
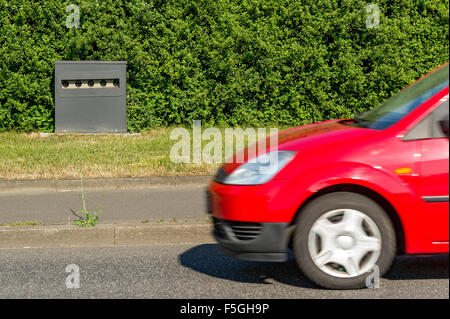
[212,217,291,262]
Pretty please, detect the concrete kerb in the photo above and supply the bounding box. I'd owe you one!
[0,176,213,193]
[0,222,214,249]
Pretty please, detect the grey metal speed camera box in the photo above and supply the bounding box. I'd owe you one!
[54,61,127,133]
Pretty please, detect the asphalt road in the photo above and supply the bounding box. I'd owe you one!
[0,185,206,225]
[0,244,447,298]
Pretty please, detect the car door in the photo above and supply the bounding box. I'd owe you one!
[405,98,449,250]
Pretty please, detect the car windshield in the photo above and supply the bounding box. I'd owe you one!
[352,64,449,130]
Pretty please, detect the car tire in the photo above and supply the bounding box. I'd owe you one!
[293,192,396,289]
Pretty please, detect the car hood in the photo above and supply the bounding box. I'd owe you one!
[221,119,368,173]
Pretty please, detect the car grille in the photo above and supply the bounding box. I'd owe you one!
[213,218,262,241]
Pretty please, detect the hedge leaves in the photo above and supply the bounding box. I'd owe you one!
[0,0,448,132]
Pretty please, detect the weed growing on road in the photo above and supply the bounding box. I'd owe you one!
[72,175,102,227]
[204,216,213,223]
[0,221,42,227]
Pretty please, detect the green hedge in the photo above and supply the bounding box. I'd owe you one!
[0,0,448,132]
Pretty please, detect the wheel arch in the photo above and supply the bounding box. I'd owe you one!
[287,183,405,255]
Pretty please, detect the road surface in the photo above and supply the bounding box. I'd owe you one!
[0,244,447,298]
[0,185,206,225]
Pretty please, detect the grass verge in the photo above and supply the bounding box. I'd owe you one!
[0,129,218,180]
[0,127,290,180]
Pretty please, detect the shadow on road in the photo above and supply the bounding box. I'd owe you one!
[179,244,449,289]
[386,254,449,280]
[179,243,316,288]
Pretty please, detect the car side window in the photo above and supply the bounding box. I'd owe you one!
[431,100,449,138]
[404,100,449,140]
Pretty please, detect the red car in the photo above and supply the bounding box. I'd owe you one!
[207,64,449,289]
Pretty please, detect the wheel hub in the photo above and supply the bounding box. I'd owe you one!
[307,209,382,278]
[336,235,355,250]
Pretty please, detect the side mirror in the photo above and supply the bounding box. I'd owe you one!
[439,119,449,138]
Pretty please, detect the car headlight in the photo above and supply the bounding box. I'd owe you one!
[222,151,297,185]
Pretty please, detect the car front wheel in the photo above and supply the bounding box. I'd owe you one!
[293,192,396,289]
